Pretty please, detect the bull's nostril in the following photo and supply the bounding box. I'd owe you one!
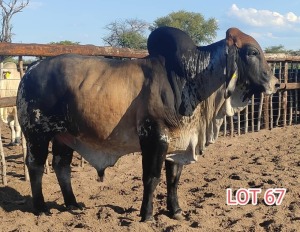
[275,83,280,88]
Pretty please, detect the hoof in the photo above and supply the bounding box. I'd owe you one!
[172,212,184,221]
[66,203,83,211]
[34,208,52,216]
[8,142,18,146]
[14,138,21,145]
[41,210,52,216]
[140,216,153,222]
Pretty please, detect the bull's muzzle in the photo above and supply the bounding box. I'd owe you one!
[265,75,280,95]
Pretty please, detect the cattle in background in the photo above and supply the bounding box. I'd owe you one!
[199,81,249,152]
[17,27,279,221]
[0,62,21,145]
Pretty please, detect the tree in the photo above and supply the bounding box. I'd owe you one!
[0,0,29,42]
[264,45,287,53]
[287,49,300,56]
[264,45,300,56]
[150,10,218,45]
[49,40,80,45]
[102,11,218,48]
[0,0,29,62]
[102,19,149,49]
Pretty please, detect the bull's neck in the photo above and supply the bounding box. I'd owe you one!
[196,39,227,100]
[179,40,227,116]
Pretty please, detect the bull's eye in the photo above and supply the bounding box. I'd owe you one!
[247,49,259,56]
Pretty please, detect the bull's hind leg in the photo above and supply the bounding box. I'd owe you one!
[52,138,81,210]
[165,160,184,220]
[26,138,50,215]
[139,120,168,222]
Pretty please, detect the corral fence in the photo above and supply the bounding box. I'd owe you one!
[0,43,299,185]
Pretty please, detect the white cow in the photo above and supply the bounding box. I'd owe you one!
[0,62,21,145]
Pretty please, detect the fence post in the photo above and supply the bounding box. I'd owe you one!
[21,133,29,181]
[237,111,241,135]
[230,116,234,137]
[276,62,282,126]
[283,61,289,126]
[263,94,270,130]
[257,93,264,131]
[0,125,7,185]
[18,56,24,77]
[270,95,273,129]
[251,95,255,132]
[0,62,3,79]
[289,91,293,125]
[245,105,248,133]
[295,66,298,124]
[223,116,227,137]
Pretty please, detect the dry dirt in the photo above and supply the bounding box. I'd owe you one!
[0,122,299,232]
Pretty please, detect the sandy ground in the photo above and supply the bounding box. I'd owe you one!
[0,122,299,232]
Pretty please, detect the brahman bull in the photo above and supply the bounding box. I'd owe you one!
[17,26,279,221]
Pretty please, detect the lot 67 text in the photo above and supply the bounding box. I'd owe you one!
[226,188,286,206]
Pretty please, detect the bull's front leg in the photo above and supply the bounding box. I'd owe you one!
[139,119,168,222]
[165,160,184,220]
[52,138,81,210]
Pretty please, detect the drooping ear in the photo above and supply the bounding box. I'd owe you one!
[224,28,241,99]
